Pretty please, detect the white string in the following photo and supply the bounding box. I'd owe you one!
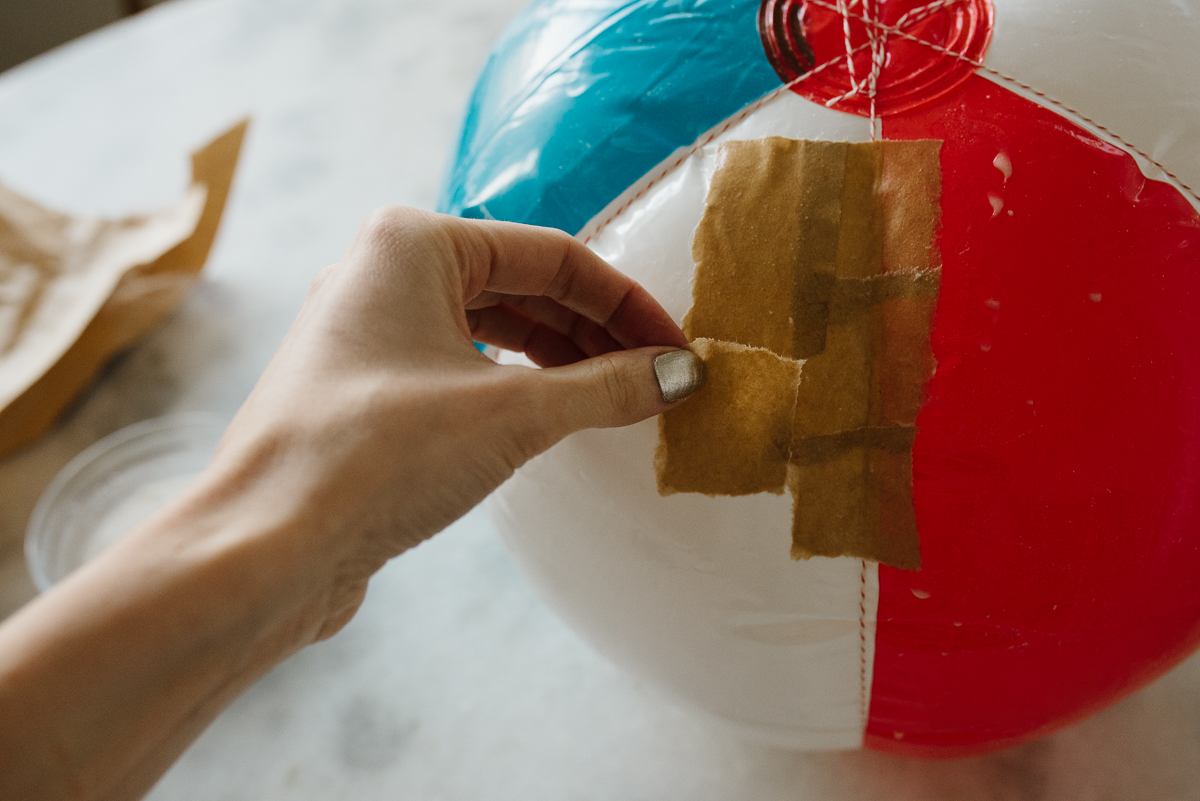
[837,0,861,102]
[581,42,869,244]
[586,0,1200,243]
[894,0,968,30]
[807,0,1200,203]
[829,0,917,140]
[865,0,886,140]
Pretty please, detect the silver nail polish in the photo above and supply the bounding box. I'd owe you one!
[654,349,705,403]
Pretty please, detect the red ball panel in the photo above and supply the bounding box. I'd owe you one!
[758,0,994,117]
[868,75,1200,756]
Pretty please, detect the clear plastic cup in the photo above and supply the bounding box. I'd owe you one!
[25,413,227,591]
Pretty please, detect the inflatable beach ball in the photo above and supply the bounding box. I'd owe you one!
[440,0,1200,756]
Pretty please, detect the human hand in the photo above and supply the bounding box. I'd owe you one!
[209,206,697,642]
[0,207,701,801]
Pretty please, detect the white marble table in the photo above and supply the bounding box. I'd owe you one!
[2,1,1200,798]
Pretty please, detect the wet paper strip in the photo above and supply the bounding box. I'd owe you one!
[788,139,941,569]
[656,338,802,497]
[657,137,942,570]
[788,429,921,570]
[685,138,846,359]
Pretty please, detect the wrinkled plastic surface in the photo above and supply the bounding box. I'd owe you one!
[876,74,1200,756]
[439,0,780,235]
[441,0,1200,756]
[759,0,993,116]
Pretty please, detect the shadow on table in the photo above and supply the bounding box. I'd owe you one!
[743,650,1200,800]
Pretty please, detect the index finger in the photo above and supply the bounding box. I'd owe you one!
[443,216,687,350]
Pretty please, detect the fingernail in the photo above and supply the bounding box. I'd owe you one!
[654,349,705,403]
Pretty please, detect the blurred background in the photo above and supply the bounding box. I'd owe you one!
[3,0,1200,797]
[0,0,171,73]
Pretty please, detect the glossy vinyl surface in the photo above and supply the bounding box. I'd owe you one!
[443,0,1200,756]
[871,74,1200,754]
[439,0,779,235]
[759,0,993,117]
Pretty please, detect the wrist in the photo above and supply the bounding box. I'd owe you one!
[0,427,357,801]
[149,416,376,653]
[0,466,299,799]
[121,447,346,662]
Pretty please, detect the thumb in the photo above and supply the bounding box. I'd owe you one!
[534,346,705,437]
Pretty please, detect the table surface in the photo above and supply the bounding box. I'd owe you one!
[2,1,1200,798]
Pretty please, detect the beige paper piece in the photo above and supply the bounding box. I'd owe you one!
[788,428,920,568]
[785,140,940,571]
[656,338,802,497]
[0,120,248,455]
[685,138,847,360]
[656,137,942,571]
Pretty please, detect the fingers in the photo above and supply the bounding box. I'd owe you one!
[604,284,689,351]
[530,346,705,437]
[466,304,586,368]
[469,294,623,359]
[442,216,687,350]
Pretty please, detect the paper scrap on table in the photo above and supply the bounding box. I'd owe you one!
[659,136,942,570]
[0,120,247,456]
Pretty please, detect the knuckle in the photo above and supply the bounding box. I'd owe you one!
[358,206,460,276]
[549,226,579,254]
[358,206,443,258]
[362,204,409,235]
[546,237,583,299]
[496,367,557,461]
[592,354,638,422]
[306,263,338,297]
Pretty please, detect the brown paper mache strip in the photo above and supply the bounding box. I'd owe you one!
[659,137,942,570]
[656,338,802,497]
